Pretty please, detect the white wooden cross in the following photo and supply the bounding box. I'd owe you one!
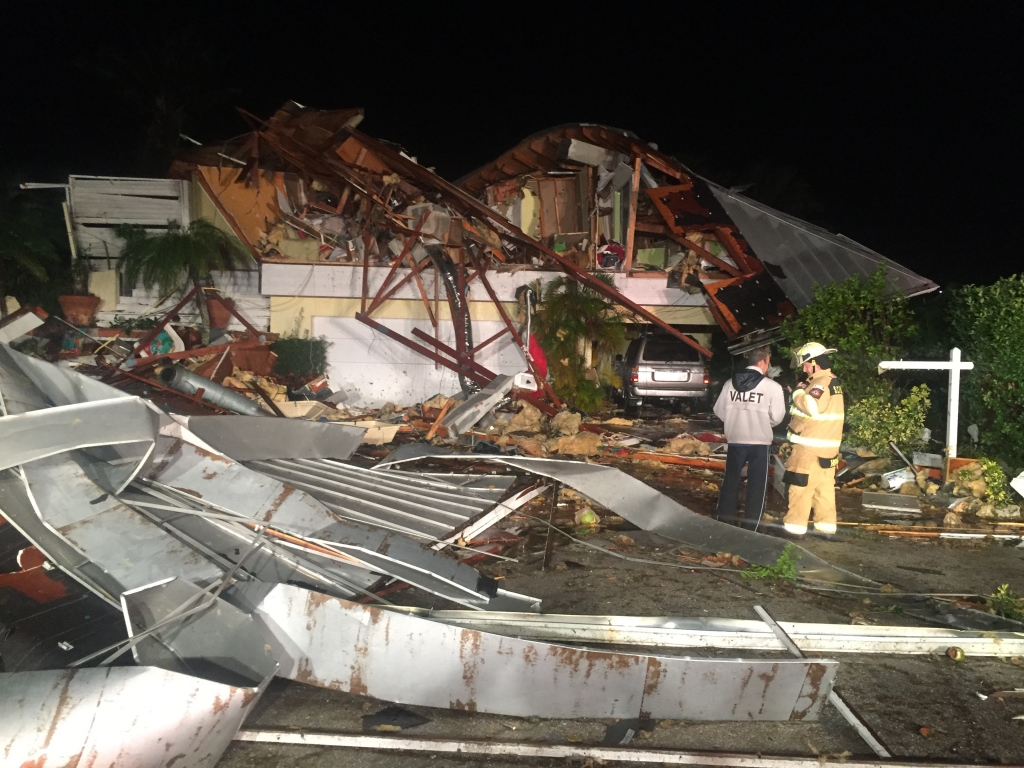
[877,347,974,460]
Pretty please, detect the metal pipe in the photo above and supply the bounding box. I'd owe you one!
[236,730,984,768]
[753,605,891,759]
[159,365,268,416]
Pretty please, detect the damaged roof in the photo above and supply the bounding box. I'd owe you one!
[707,183,939,307]
[459,123,938,313]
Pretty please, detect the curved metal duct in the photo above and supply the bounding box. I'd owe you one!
[429,249,478,395]
[159,365,269,417]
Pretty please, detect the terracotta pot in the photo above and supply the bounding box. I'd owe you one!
[207,296,235,329]
[57,295,101,327]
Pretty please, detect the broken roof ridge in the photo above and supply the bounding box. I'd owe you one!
[453,122,644,186]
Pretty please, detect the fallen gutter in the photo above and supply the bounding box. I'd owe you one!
[232,582,836,721]
[234,730,1004,768]
[381,608,1024,656]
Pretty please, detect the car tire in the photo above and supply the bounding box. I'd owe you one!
[624,400,642,418]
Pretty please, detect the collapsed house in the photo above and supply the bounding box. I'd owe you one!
[46,104,936,407]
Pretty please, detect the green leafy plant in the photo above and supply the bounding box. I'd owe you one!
[987,584,1024,622]
[271,336,330,383]
[741,544,800,581]
[845,384,931,456]
[781,264,918,401]
[533,273,629,412]
[116,220,250,344]
[949,275,1024,468]
[979,458,1010,507]
[107,314,160,334]
[0,199,57,317]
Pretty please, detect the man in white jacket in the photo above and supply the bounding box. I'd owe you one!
[713,345,787,530]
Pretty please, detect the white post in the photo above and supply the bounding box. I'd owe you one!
[876,349,974,473]
[947,347,961,459]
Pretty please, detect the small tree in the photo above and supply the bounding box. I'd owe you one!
[780,264,918,401]
[533,273,629,412]
[949,274,1024,467]
[845,384,931,456]
[0,200,56,317]
[116,220,250,343]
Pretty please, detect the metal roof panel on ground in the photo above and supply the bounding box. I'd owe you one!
[376,444,875,587]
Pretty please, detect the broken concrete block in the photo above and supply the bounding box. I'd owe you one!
[943,511,963,528]
[550,410,582,436]
[996,505,1022,520]
[555,431,602,456]
[510,402,545,432]
[950,498,973,514]
[899,481,921,496]
[976,503,996,519]
[858,458,892,475]
[965,478,987,498]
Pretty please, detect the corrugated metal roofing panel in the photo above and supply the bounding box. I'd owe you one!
[708,184,938,308]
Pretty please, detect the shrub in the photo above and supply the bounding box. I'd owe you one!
[979,458,1010,507]
[780,264,918,402]
[949,275,1024,468]
[845,384,931,456]
[534,273,629,412]
[271,336,329,382]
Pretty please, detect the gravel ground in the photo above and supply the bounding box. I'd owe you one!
[219,459,1024,768]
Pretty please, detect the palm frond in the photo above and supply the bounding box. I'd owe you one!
[116,220,249,297]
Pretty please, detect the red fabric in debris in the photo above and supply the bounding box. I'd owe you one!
[529,336,548,379]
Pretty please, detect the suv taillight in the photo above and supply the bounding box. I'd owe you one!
[703,368,710,385]
[630,367,639,383]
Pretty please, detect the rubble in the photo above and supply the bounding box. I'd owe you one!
[550,409,582,435]
[660,435,713,456]
[555,431,602,456]
[509,401,546,432]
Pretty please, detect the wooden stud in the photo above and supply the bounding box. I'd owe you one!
[623,157,642,273]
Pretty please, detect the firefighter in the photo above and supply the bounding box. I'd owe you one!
[782,342,845,536]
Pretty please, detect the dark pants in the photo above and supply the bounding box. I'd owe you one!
[716,443,771,531]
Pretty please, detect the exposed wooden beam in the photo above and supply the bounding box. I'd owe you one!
[624,157,642,273]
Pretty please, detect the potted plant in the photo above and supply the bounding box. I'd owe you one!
[57,258,101,326]
[115,220,250,344]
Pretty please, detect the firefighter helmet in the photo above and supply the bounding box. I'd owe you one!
[793,342,837,366]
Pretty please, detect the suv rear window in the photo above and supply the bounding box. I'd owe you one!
[641,338,701,363]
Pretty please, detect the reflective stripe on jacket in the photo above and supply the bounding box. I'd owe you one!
[786,370,844,457]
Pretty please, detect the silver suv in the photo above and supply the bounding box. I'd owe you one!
[615,333,711,416]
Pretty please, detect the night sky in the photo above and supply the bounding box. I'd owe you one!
[3,5,1021,287]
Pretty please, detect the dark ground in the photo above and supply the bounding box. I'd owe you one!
[219,456,1024,768]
